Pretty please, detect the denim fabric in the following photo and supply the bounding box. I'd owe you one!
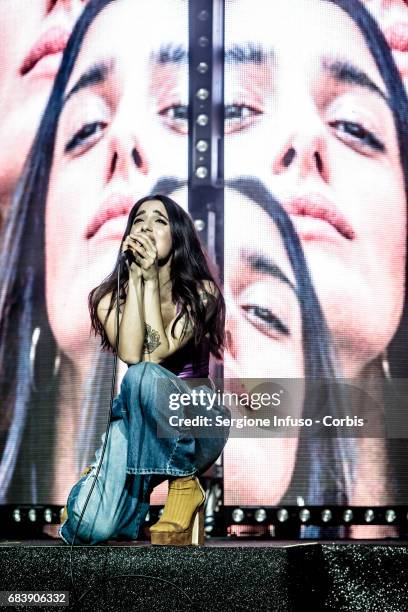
[59,362,230,545]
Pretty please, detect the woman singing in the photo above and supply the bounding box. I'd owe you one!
[59,194,230,546]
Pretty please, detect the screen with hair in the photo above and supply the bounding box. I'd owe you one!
[222,0,408,538]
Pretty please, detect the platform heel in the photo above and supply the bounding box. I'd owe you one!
[150,476,206,546]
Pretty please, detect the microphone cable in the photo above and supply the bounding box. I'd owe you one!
[66,256,197,611]
[68,255,124,604]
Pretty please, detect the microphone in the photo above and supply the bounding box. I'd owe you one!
[120,249,135,267]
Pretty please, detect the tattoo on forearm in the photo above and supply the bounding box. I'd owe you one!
[143,324,161,354]
[199,289,215,321]
[183,315,194,337]
[200,290,212,306]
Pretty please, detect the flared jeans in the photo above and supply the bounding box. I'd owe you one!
[59,362,230,545]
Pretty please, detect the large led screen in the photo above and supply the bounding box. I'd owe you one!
[222,0,408,538]
[1,0,408,542]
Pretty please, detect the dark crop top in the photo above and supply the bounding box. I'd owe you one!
[160,300,210,378]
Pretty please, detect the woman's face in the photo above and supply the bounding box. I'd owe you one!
[0,0,88,211]
[130,199,173,261]
[225,0,406,377]
[223,188,304,505]
[361,0,408,90]
[46,0,188,359]
[224,190,304,379]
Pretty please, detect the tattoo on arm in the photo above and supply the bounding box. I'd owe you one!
[183,315,194,337]
[143,324,162,354]
[200,290,212,306]
[180,290,213,339]
[199,288,216,320]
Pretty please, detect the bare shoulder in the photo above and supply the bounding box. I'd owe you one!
[96,291,116,323]
[98,292,113,310]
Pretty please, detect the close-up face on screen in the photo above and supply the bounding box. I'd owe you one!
[0,0,189,505]
[222,0,408,528]
[1,0,408,542]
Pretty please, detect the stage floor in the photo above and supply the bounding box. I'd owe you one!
[1,537,408,610]
[1,536,407,546]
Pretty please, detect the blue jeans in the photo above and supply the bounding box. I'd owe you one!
[59,362,230,545]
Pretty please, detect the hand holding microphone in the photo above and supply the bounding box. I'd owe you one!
[121,232,158,281]
[121,233,143,278]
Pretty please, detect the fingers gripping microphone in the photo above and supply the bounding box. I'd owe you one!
[121,249,135,267]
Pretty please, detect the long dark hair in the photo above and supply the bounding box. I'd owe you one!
[88,194,225,359]
[328,0,408,514]
[326,1,408,375]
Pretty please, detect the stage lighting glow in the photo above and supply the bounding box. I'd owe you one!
[385,509,396,523]
[196,140,209,152]
[194,219,205,232]
[232,508,244,523]
[364,509,375,523]
[198,36,209,47]
[321,509,332,523]
[254,508,267,523]
[198,10,210,21]
[12,509,21,523]
[196,88,209,101]
[197,62,209,74]
[277,508,289,522]
[343,509,353,523]
[195,166,208,179]
[196,114,209,126]
[28,508,36,522]
[299,509,310,523]
[44,508,53,523]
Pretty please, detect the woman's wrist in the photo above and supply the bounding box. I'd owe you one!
[129,270,143,286]
[143,274,159,287]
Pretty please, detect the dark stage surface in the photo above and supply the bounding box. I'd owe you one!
[1,538,408,611]
[1,536,407,546]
